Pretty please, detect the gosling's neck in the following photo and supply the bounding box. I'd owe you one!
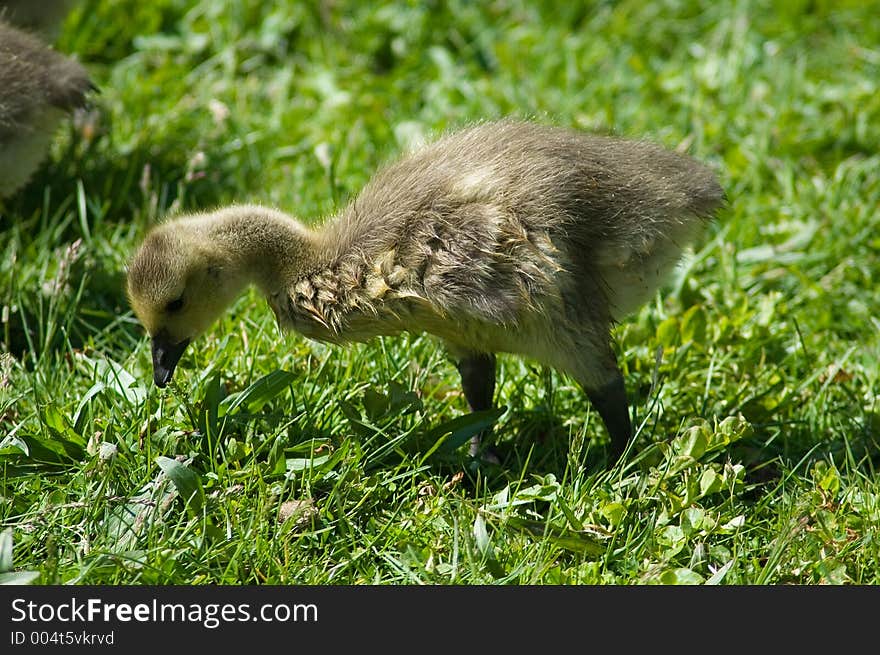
[202,205,325,295]
[195,204,408,343]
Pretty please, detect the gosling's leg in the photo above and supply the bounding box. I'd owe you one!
[585,369,632,464]
[567,335,633,464]
[455,352,497,459]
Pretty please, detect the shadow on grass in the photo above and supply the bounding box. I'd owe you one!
[472,404,879,499]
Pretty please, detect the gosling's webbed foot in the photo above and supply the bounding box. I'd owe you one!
[469,442,501,464]
[466,444,502,479]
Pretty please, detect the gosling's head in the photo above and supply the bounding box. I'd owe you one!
[127,220,249,388]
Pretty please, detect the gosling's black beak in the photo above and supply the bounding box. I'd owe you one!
[151,332,191,388]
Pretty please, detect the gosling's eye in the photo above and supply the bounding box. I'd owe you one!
[166,296,184,313]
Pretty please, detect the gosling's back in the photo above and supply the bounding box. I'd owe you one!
[323,120,724,330]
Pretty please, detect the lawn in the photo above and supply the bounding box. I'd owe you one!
[1,0,879,584]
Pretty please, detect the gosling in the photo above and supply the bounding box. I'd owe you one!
[127,120,724,463]
[0,19,92,198]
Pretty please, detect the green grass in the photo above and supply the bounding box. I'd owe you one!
[2,0,879,585]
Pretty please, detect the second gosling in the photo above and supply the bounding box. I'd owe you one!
[127,120,724,463]
[0,19,92,198]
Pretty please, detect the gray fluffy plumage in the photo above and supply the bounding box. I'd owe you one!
[0,18,91,198]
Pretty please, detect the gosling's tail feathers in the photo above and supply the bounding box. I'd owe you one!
[677,155,726,220]
[594,143,724,321]
[45,57,92,110]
